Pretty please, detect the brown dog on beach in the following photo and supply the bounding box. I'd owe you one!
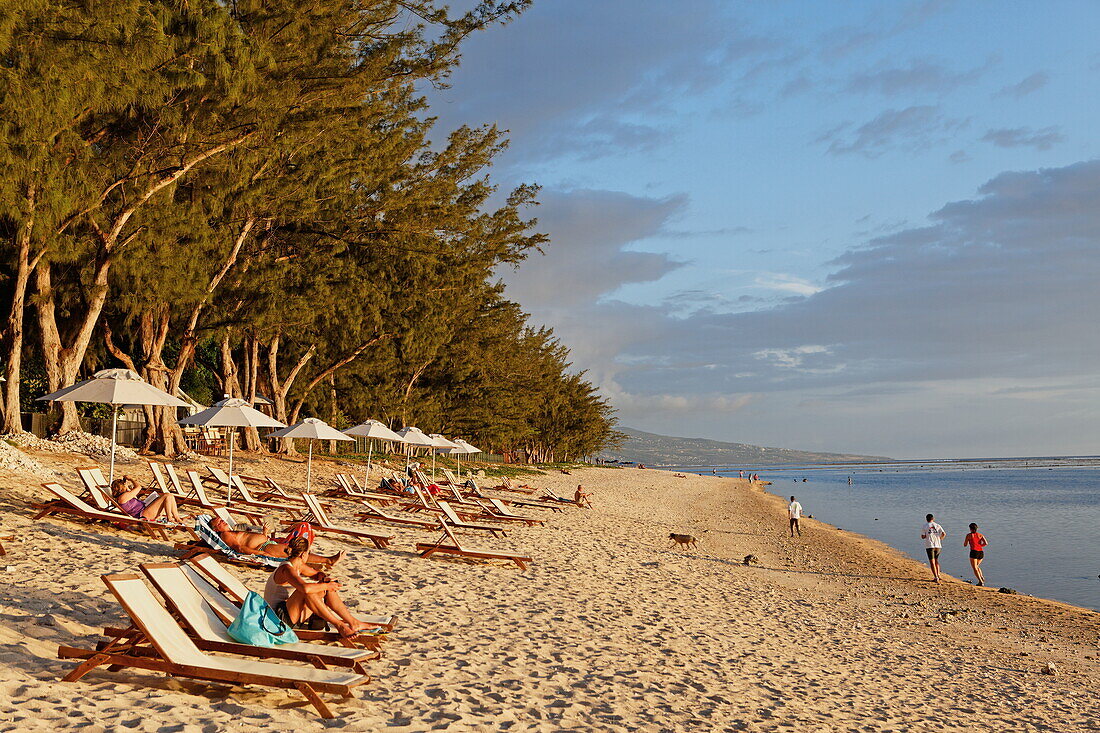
[668,533,698,549]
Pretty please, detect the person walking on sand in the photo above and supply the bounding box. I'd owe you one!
[963,522,988,586]
[788,496,803,537]
[921,513,947,582]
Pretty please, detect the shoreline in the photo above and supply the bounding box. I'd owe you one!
[0,449,1097,730]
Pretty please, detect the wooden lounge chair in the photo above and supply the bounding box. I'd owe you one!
[467,478,565,512]
[205,468,309,514]
[76,467,111,499]
[293,494,394,549]
[436,501,509,537]
[416,518,532,571]
[57,573,368,718]
[354,501,440,530]
[186,470,305,518]
[33,483,185,541]
[543,487,579,505]
[139,562,381,674]
[484,497,545,526]
[183,552,394,635]
[330,474,401,506]
[494,476,539,495]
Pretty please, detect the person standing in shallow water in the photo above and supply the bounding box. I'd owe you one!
[788,496,803,537]
[963,523,988,586]
[921,513,947,582]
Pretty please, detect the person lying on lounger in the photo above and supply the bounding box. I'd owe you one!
[210,518,344,566]
[574,485,593,508]
[263,536,375,637]
[112,476,187,524]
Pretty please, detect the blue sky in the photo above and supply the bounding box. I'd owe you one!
[428,1,1100,458]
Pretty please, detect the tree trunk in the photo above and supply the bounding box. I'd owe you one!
[1,192,39,433]
[35,263,82,433]
[241,333,261,451]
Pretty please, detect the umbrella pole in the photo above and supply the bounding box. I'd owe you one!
[307,440,313,493]
[227,430,235,505]
[431,449,436,481]
[365,440,373,487]
[109,407,119,485]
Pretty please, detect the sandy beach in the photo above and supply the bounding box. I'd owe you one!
[0,445,1097,732]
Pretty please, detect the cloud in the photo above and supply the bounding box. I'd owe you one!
[845,58,986,95]
[499,188,687,311]
[753,273,822,297]
[948,149,971,163]
[995,71,1049,98]
[822,105,968,157]
[501,159,1100,455]
[431,1,789,163]
[981,126,1063,151]
[819,0,955,61]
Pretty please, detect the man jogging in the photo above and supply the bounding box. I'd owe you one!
[920,513,947,582]
[788,496,803,537]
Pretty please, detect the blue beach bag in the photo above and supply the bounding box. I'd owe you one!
[226,592,299,647]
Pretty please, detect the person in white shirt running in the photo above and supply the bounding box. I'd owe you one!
[788,496,803,537]
[920,513,947,582]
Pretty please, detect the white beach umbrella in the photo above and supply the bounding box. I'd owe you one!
[267,417,353,493]
[427,433,460,480]
[38,368,188,484]
[396,426,435,470]
[178,397,286,502]
[343,419,404,479]
[448,438,480,478]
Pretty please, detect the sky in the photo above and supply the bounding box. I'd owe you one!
[426,0,1100,459]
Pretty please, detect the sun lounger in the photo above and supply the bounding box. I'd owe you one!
[205,468,309,515]
[76,467,112,507]
[354,501,440,530]
[57,573,369,718]
[182,553,394,637]
[139,562,380,674]
[292,494,394,549]
[436,501,509,537]
[33,483,186,541]
[330,474,402,506]
[494,476,539,495]
[416,518,532,571]
[467,478,565,512]
[484,497,545,526]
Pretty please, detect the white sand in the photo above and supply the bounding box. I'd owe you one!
[0,449,1097,731]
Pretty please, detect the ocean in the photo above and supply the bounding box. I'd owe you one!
[689,462,1100,611]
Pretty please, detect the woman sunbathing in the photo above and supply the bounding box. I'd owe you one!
[263,536,376,637]
[111,476,186,524]
[210,518,344,566]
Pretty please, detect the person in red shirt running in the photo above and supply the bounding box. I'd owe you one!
[963,522,988,586]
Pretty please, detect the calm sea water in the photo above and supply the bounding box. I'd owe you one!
[684,463,1100,611]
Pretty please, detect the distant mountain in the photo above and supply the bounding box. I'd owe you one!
[600,427,891,467]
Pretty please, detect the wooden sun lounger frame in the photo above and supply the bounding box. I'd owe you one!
[289,493,394,549]
[32,483,187,541]
[416,519,532,571]
[436,500,509,537]
[329,474,402,506]
[57,573,368,718]
[183,553,394,643]
[139,562,380,674]
[354,500,440,530]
